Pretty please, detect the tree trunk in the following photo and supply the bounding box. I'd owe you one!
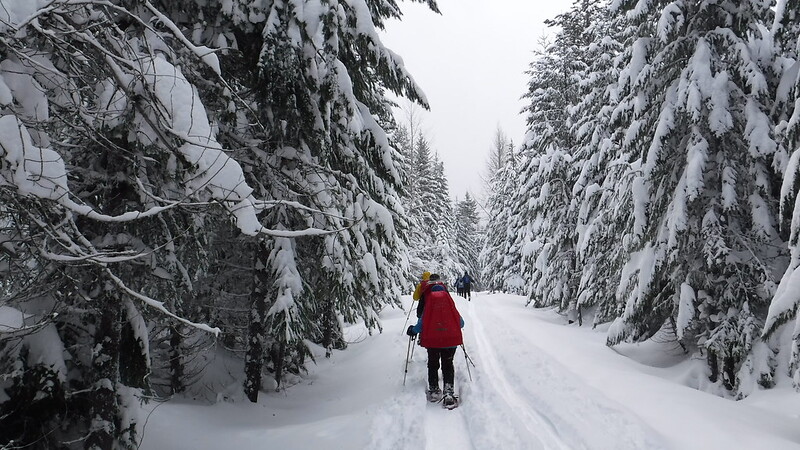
[323,298,334,358]
[322,283,340,358]
[244,238,269,403]
[723,348,736,391]
[271,339,287,390]
[244,305,266,402]
[120,300,150,390]
[708,349,719,384]
[169,324,184,394]
[85,292,121,450]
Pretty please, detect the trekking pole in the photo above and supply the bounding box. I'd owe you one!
[461,344,476,382]
[461,344,477,368]
[403,334,415,386]
[401,303,414,335]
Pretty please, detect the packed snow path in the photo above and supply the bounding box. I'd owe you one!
[140,292,800,450]
[368,295,665,450]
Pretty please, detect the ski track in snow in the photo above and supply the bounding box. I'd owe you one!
[466,298,668,450]
[368,293,668,450]
[465,299,570,450]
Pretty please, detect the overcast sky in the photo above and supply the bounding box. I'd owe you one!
[381,0,573,204]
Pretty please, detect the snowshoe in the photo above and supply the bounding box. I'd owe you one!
[426,386,442,403]
[442,392,458,409]
[442,384,458,409]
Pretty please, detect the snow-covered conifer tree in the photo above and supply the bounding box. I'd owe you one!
[559,0,627,326]
[516,2,598,315]
[405,136,440,272]
[606,0,784,394]
[480,146,524,293]
[454,193,483,283]
[400,133,459,279]
[148,0,435,400]
[761,0,800,390]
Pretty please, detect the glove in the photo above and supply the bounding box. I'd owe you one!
[406,325,417,337]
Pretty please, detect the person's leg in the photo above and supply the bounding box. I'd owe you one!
[441,347,457,387]
[427,348,442,389]
[465,285,471,300]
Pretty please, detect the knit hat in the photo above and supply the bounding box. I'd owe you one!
[422,271,431,281]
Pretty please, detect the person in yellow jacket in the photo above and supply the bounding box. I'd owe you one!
[413,271,431,302]
[413,271,431,318]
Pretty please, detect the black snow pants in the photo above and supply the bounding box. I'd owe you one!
[427,347,457,387]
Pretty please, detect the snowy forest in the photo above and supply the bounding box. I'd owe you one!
[4,0,800,448]
[0,0,479,448]
[483,0,800,401]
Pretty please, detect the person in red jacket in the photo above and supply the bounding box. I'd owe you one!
[407,274,464,408]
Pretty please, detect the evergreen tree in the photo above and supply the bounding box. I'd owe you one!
[405,135,439,273]
[515,1,596,315]
[762,0,800,390]
[561,0,627,326]
[480,146,524,293]
[429,157,461,279]
[606,0,783,395]
[400,133,460,279]
[150,0,433,401]
[454,193,483,284]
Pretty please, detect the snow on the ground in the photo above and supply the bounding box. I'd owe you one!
[140,293,800,450]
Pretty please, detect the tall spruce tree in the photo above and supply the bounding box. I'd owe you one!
[400,133,460,279]
[558,0,627,326]
[480,145,525,293]
[516,4,592,315]
[762,0,800,390]
[606,0,784,395]
[454,193,483,283]
[146,0,436,402]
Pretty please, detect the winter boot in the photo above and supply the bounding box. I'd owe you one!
[426,385,442,402]
[442,383,457,409]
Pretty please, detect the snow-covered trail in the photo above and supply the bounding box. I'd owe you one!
[141,292,800,450]
[368,293,666,450]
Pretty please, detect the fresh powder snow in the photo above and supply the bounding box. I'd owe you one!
[139,293,800,450]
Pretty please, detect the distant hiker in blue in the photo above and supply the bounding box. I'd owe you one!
[407,273,464,409]
[460,272,474,300]
[455,277,465,297]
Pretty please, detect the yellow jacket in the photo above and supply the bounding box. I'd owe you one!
[412,272,431,301]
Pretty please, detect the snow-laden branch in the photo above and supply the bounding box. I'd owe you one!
[251,199,353,221]
[103,267,221,336]
[39,248,147,263]
[0,114,186,220]
[142,0,221,75]
[0,55,346,237]
[11,202,220,335]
